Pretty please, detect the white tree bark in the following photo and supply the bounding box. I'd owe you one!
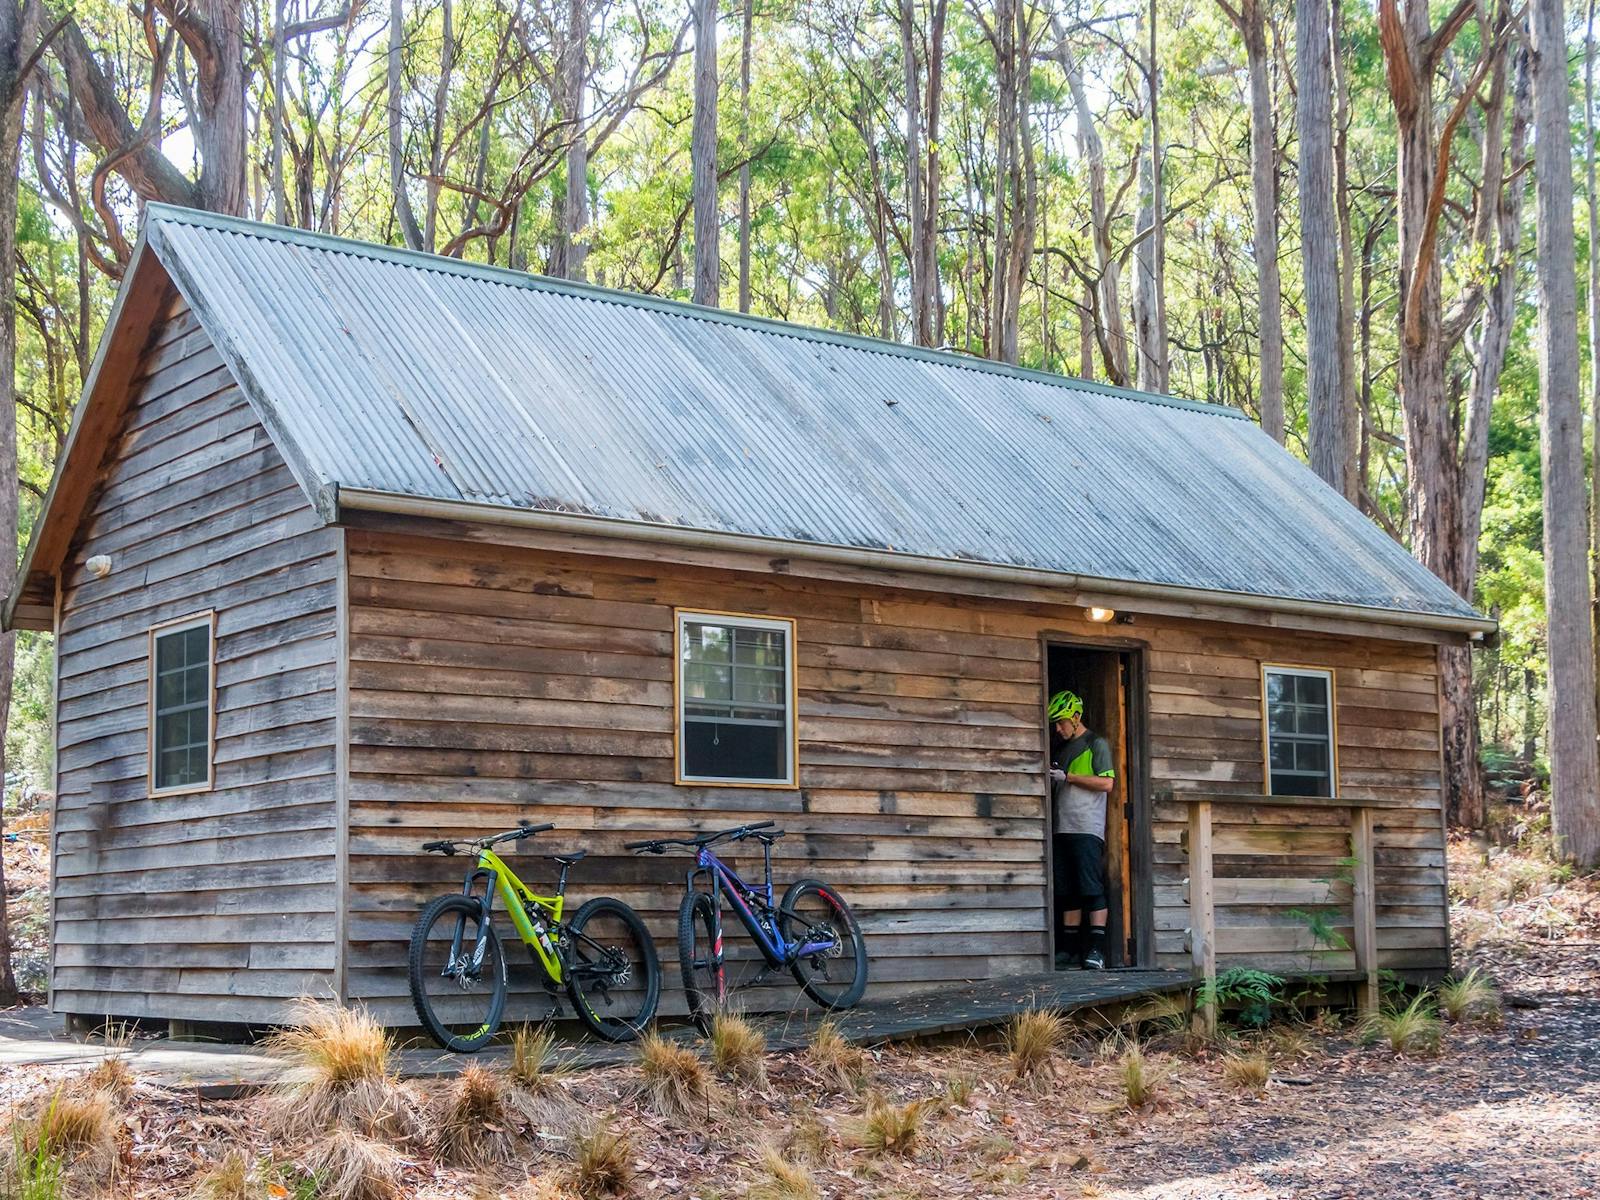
[1532,0,1600,866]
[1221,0,1284,440]
[691,0,719,306]
[1297,0,1347,494]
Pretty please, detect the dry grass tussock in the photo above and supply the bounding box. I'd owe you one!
[261,998,417,1142]
[298,1128,404,1200]
[746,1146,820,1200]
[508,1023,576,1125]
[636,1030,715,1119]
[83,1022,136,1101]
[4,1084,122,1195]
[1360,993,1444,1057]
[1438,968,1502,1024]
[1117,1041,1161,1108]
[852,1093,926,1157]
[194,1149,275,1200]
[806,1019,868,1092]
[1221,1050,1270,1093]
[708,1010,767,1085]
[1004,1008,1066,1080]
[429,1063,520,1169]
[564,1120,633,1199]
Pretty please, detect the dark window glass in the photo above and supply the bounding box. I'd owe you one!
[1265,669,1333,798]
[681,618,790,781]
[153,623,212,790]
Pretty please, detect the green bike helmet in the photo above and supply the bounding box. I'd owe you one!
[1047,689,1084,721]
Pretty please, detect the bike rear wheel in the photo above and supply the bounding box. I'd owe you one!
[564,896,660,1042]
[678,891,726,1033]
[780,879,868,1010]
[408,893,508,1052]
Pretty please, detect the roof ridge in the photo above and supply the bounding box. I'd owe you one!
[143,203,1250,423]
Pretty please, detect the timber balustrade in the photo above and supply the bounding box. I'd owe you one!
[1162,789,1389,1033]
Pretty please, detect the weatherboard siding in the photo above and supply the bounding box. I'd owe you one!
[51,299,340,1023]
[341,525,1450,1023]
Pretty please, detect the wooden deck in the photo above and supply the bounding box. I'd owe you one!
[749,968,1194,1048]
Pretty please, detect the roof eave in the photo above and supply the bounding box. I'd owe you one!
[333,487,1497,638]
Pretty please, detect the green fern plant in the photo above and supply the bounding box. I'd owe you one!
[1197,968,1284,1029]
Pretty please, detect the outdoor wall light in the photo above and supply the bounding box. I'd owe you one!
[86,555,112,579]
[1086,606,1116,623]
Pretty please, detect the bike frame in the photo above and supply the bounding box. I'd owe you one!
[690,838,836,970]
[456,846,568,983]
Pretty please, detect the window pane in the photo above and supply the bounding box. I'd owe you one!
[683,717,786,780]
[685,624,730,663]
[1295,673,1329,706]
[680,616,791,782]
[1265,670,1333,799]
[1267,702,1294,735]
[153,623,211,790]
[1298,705,1328,735]
[1294,741,1328,773]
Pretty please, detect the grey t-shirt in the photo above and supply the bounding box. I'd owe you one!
[1053,730,1116,837]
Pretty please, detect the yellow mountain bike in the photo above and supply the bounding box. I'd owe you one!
[408,821,660,1051]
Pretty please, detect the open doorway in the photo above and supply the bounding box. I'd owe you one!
[1045,641,1145,968]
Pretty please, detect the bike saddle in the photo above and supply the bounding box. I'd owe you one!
[752,830,787,844]
[550,850,588,866]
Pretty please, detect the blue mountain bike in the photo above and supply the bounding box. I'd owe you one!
[626,822,868,1030]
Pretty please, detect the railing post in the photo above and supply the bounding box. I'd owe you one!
[1350,805,1380,1014]
[1188,799,1216,1035]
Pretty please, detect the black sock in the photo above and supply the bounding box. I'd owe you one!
[1086,926,1108,958]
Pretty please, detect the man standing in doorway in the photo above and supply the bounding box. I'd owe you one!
[1048,689,1116,970]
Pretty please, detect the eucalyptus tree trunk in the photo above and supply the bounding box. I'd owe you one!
[1132,0,1167,393]
[1219,0,1283,440]
[0,0,40,1008]
[388,0,423,249]
[1378,0,1484,825]
[1298,0,1347,494]
[1532,0,1600,866]
[1452,41,1529,834]
[562,0,589,281]
[1586,0,1600,719]
[1056,29,1127,385]
[736,0,753,312]
[1332,0,1360,499]
[691,0,719,306]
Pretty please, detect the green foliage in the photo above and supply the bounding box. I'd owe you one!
[1197,967,1285,1029]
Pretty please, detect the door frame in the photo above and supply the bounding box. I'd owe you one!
[1039,632,1156,969]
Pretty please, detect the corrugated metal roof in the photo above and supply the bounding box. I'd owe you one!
[141,204,1481,625]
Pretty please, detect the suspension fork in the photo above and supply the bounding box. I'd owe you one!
[455,867,497,971]
[691,853,728,989]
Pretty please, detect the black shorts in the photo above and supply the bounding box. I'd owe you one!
[1054,833,1107,912]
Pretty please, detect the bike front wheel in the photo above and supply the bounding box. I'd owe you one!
[408,893,508,1052]
[678,891,726,1033]
[563,896,660,1042]
[779,879,868,1010]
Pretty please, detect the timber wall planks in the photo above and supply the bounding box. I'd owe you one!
[343,527,1451,1024]
[51,300,340,1023]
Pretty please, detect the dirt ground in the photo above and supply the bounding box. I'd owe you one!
[2,832,1598,1199]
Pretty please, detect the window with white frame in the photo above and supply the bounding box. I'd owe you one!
[1263,666,1336,798]
[676,611,796,786]
[149,614,215,794]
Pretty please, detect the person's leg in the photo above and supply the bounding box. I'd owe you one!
[1075,835,1111,969]
[1053,833,1080,968]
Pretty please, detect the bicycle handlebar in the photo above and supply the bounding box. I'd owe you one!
[624,821,779,854]
[422,820,555,856]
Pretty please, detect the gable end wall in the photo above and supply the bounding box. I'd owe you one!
[51,297,341,1024]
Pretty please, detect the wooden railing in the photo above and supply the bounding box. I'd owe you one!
[1164,790,1404,1032]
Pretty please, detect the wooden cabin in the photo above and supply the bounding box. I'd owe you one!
[7,206,1492,1030]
